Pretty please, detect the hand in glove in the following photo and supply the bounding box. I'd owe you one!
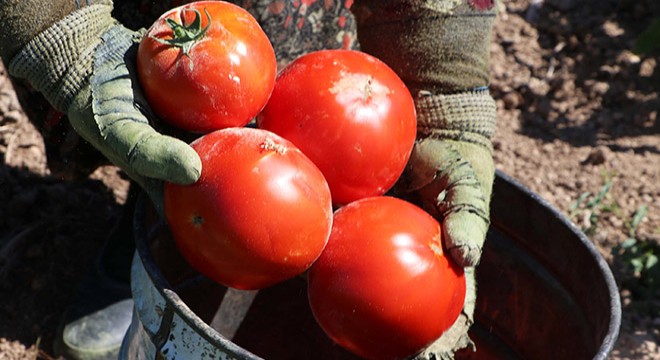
[1,1,201,213]
[352,0,498,357]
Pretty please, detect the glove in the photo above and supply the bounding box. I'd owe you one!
[352,0,498,357]
[2,1,201,214]
[408,89,495,359]
[405,90,496,268]
[405,90,496,360]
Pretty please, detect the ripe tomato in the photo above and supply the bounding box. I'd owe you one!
[138,1,277,133]
[164,127,333,290]
[257,50,417,205]
[307,196,466,360]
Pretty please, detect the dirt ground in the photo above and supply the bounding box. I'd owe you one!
[0,0,658,359]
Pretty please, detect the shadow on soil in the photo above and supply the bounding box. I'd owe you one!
[501,0,660,152]
[0,164,123,352]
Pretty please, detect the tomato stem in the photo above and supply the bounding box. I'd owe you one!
[150,7,212,63]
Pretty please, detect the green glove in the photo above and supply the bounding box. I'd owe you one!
[405,93,495,359]
[405,90,496,268]
[405,92,496,360]
[4,2,201,213]
[352,0,498,357]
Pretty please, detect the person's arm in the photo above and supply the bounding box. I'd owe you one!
[0,0,94,61]
[352,0,498,356]
[353,0,497,267]
[0,0,201,213]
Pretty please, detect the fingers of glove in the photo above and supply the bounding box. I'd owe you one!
[444,212,489,268]
[415,180,487,267]
[443,141,495,266]
[412,268,477,360]
[91,24,201,185]
[406,138,491,267]
[100,120,202,184]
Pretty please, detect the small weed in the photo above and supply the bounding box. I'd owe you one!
[569,179,616,236]
[613,205,660,315]
[618,206,656,277]
[570,178,659,315]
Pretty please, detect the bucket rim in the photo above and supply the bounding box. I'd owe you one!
[133,197,263,359]
[132,170,622,360]
[493,169,622,360]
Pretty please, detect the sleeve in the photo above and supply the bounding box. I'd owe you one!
[351,0,498,94]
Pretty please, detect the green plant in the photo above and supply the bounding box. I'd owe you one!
[614,205,660,315]
[569,178,659,315]
[569,179,616,236]
[619,206,656,274]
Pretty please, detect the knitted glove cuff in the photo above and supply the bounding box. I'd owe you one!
[415,89,497,152]
[8,4,116,112]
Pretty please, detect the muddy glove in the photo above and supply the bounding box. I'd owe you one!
[1,1,201,213]
[352,0,498,357]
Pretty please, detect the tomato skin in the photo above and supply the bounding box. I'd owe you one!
[308,196,466,360]
[138,1,277,133]
[164,127,333,290]
[257,50,417,205]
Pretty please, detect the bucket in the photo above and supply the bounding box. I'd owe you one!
[120,170,621,360]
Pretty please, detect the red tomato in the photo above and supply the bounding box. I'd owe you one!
[307,196,466,360]
[257,50,417,205]
[138,1,277,133]
[164,127,333,290]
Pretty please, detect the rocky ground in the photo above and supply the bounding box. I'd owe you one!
[0,0,658,358]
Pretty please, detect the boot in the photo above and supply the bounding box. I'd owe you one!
[54,184,138,360]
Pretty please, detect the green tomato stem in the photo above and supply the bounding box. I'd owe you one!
[150,7,212,61]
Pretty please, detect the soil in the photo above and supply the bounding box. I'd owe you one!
[0,0,658,359]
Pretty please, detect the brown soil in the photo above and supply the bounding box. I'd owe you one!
[0,0,658,358]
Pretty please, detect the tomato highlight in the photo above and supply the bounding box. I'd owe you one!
[308,196,466,360]
[257,49,417,205]
[164,127,333,290]
[138,1,277,133]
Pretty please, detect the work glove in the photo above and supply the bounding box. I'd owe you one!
[352,0,498,357]
[1,1,201,214]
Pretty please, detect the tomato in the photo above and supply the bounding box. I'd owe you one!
[256,50,417,205]
[307,196,466,360]
[164,127,333,290]
[138,1,277,133]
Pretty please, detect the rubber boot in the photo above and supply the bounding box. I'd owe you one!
[54,184,138,360]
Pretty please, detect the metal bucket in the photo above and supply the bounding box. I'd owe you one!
[120,171,621,359]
